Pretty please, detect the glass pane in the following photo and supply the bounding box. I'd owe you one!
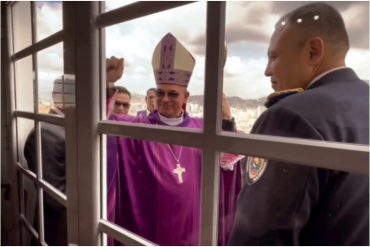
[224,1,369,141]
[15,56,34,112]
[105,2,206,121]
[105,135,203,245]
[218,151,245,245]
[227,155,369,245]
[103,135,241,245]
[39,122,66,194]
[12,2,32,53]
[35,2,63,42]
[105,0,137,12]
[21,225,38,246]
[17,118,35,170]
[43,190,67,245]
[20,175,39,245]
[37,43,65,114]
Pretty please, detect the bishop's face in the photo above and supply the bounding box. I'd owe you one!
[156,84,189,118]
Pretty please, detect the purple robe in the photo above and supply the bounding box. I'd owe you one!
[108,111,241,245]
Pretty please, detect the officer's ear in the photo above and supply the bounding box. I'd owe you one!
[307,37,324,65]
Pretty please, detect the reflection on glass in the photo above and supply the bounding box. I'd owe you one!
[35,2,63,42]
[21,175,38,245]
[17,118,35,168]
[15,56,34,112]
[43,191,67,245]
[12,2,32,53]
[105,2,206,119]
[37,43,64,114]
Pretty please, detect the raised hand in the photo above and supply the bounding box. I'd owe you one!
[107,56,124,87]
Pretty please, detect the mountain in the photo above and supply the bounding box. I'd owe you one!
[189,95,266,108]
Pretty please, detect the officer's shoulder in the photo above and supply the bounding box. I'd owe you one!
[264,88,304,108]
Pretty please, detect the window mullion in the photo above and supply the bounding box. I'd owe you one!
[201,2,226,245]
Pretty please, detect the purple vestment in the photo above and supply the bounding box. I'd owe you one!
[107,111,241,245]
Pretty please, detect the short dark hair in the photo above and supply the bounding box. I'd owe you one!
[146,87,157,97]
[113,86,131,99]
[276,3,349,55]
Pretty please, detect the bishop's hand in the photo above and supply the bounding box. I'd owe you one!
[107,56,124,88]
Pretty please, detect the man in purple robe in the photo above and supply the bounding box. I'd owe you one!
[107,33,242,245]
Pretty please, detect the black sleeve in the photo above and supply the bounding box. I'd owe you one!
[222,117,236,132]
[229,106,324,245]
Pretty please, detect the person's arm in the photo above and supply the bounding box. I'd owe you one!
[229,106,324,245]
[221,94,236,132]
[106,56,124,87]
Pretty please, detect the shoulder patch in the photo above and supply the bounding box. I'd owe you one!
[265,88,304,108]
[246,156,268,185]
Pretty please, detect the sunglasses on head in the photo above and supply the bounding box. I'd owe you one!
[156,91,180,100]
[114,101,130,108]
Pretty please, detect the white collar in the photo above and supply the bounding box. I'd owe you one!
[306,66,347,89]
[158,112,184,126]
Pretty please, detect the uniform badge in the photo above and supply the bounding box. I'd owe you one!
[246,156,268,185]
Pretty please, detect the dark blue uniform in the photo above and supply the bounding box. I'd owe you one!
[24,121,67,245]
[229,68,369,245]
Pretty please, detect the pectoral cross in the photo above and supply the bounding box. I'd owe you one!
[173,163,186,184]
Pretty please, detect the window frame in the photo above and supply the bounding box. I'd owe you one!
[4,1,368,246]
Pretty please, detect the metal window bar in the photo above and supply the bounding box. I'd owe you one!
[31,2,46,243]
[96,1,194,28]
[201,2,226,244]
[98,2,108,245]
[98,121,369,175]
[13,111,65,126]
[73,2,101,245]
[6,2,21,244]
[63,2,80,245]
[98,220,156,246]
[16,162,67,208]
[10,30,63,61]
[20,214,39,241]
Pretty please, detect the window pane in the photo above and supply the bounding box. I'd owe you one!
[12,2,32,54]
[35,2,63,42]
[104,135,205,245]
[104,0,137,12]
[43,190,67,245]
[218,151,245,245]
[227,155,369,245]
[20,175,38,245]
[104,134,243,245]
[224,1,369,143]
[15,56,34,112]
[105,2,206,121]
[17,118,35,170]
[37,43,64,114]
[39,122,66,194]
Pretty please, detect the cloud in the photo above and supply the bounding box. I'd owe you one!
[35,2,63,41]
[270,1,369,50]
[35,1,368,101]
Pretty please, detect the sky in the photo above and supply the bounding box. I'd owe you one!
[35,1,369,100]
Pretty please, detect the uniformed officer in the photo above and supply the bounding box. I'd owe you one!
[229,3,369,245]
